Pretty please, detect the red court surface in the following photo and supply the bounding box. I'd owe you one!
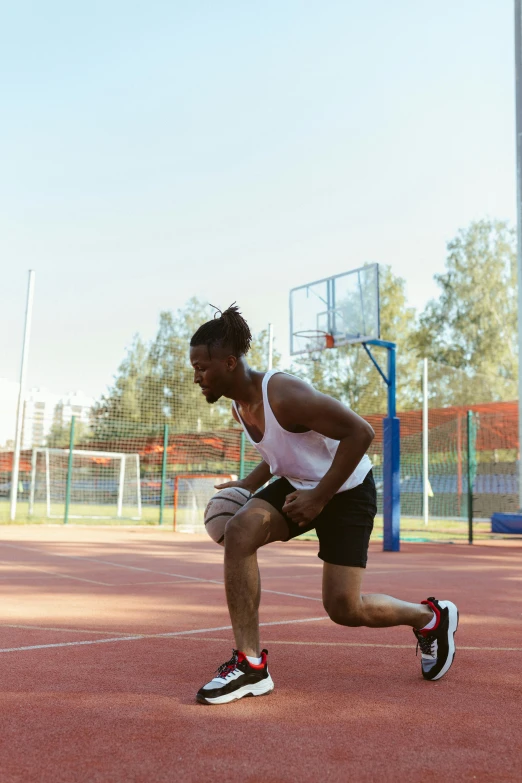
[0,526,521,783]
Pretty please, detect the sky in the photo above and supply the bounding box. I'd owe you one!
[0,0,517,404]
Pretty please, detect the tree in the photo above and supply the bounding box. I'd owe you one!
[292,265,420,414]
[412,219,518,405]
[91,298,281,437]
[46,420,90,448]
[91,335,149,426]
[248,327,282,372]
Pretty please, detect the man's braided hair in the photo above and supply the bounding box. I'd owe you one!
[190,303,252,357]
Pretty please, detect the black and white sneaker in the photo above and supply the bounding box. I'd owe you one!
[413,597,459,681]
[196,649,274,705]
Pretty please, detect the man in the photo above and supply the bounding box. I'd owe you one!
[189,305,458,705]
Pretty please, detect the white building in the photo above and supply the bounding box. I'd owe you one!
[0,382,95,450]
[53,390,94,430]
[22,389,95,449]
[21,388,61,449]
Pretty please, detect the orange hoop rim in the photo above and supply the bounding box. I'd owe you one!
[292,330,335,352]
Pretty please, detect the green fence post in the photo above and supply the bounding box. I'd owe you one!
[239,432,246,479]
[64,415,76,525]
[159,424,169,526]
[467,410,473,545]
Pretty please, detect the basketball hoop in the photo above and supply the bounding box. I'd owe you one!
[289,263,380,357]
[293,330,334,361]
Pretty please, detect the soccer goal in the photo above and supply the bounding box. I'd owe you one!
[173,473,236,533]
[29,448,142,520]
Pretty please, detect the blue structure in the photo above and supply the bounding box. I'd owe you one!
[491,513,522,534]
[363,339,400,552]
[289,265,399,552]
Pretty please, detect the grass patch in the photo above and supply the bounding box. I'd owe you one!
[1,501,514,543]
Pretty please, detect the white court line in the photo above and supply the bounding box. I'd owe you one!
[260,568,435,579]
[1,616,519,654]
[136,577,321,603]
[0,559,112,586]
[0,543,322,602]
[1,566,109,587]
[0,543,205,582]
[0,636,145,653]
[112,580,211,587]
[36,570,111,586]
[260,572,320,581]
[0,558,110,587]
[176,636,522,652]
[2,624,138,636]
[0,575,58,581]
[0,616,328,653]
[0,543,443,602]
[262,589,322,602]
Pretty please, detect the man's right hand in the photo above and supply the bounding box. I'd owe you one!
[214,478,254,494]
[214,460,271,495]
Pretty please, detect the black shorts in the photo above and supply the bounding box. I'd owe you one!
[254,470,377,568]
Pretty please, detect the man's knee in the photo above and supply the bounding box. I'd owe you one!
[224,510,261,556]
[323,593,364,627]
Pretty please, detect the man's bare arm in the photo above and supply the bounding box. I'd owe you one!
[215,460,272,493]
[242,460,273,493]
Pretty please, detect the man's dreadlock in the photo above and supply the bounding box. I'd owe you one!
[190,303,252,357]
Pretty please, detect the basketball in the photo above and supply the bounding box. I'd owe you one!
[204,486,252,544]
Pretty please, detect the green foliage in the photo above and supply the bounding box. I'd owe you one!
[46,420,90,448]
[91,298,279,437]
[91,218,518,433]
[293,220,518,413]
[411,219,518,405]
[248,327,282,371]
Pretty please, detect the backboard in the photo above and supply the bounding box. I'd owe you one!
[289,263,380,355]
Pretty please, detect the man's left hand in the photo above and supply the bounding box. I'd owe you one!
[281,489,328,527]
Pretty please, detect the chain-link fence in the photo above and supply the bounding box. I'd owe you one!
[361,362,519,542]
[1,357,519,541]
[0,401,260,528]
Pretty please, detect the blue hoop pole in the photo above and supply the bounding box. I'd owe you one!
[362,339,400,551]
[383,345,400,551]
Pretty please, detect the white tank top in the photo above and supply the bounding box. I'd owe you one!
[233,370,372,493]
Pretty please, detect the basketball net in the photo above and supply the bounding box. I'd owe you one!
[293,330,334,361]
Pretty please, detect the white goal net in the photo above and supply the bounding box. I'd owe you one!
[29,448,142,520]
[173,473,235,533]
